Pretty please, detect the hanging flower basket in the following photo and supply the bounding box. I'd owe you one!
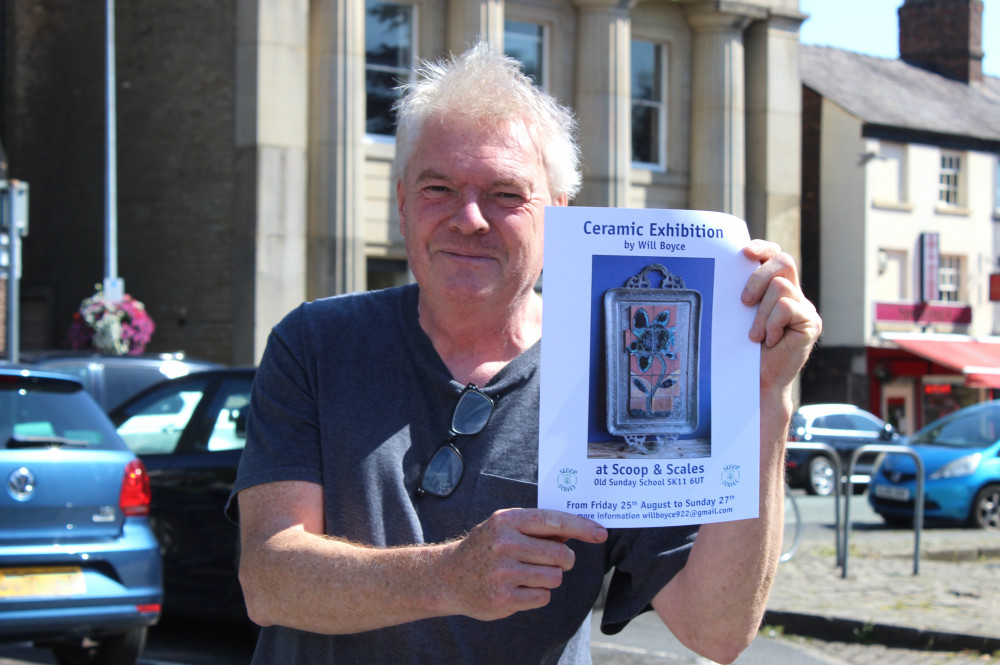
[67,285,156,356]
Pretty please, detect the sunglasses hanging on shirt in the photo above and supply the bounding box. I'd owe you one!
[416,384,495,498]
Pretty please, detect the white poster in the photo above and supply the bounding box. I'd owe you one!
[538,207,761,528]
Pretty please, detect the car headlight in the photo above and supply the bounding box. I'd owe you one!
[928,452,982,480]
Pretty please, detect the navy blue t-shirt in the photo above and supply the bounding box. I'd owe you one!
[229,284,698,664]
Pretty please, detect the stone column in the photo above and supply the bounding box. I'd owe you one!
[745,11,806,263]
[234,0,309,364]
[307,0,366,300]
[572,0,633,208]
[448,0,504,52]
[686,6,752,219]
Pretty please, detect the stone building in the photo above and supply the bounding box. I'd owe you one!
[2,0,804,366]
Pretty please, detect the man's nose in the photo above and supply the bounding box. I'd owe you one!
[450,191,490,234]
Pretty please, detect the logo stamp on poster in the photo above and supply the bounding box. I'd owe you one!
[721,464,741,488]
[557,468,578,492]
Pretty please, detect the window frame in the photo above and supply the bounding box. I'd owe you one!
[937,254,964,303]
[630,38,668,172]
[364,0,417,141]
[938,150,963,208]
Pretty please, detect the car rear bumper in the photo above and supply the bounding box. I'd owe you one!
[0,600,160,642]
[0,519,162,641]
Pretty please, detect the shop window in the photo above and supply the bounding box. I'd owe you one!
[365,1,415,137]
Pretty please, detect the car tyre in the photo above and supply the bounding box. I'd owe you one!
[52,627,148,665]
[805,455,835,496]
[969,483,1000,530]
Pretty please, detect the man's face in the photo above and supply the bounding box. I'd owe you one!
[397,114,567,309]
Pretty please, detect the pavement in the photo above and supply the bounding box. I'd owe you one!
[764,524,1000,656]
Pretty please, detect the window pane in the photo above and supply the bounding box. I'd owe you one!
[365,1,413,136]
[117,387,207,455]
[938,255,962,302]
[631,104,659,165]
[631,41,661,103]
[366,2,412,68]
[206,379,253,452]
[505,20,544,87]
[366,69,404,135]
[938,152,961,206]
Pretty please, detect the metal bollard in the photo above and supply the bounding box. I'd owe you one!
[784,441,843,564]
[843,444,924,577]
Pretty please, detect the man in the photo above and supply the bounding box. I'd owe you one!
[229,43,821,664]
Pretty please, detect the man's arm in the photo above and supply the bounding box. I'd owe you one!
[651,240,822,665]
[236,481,608,634]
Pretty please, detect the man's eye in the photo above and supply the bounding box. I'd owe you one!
[496,191,526,202]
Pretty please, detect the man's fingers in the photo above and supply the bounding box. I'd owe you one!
[499,508,608,545]
[441,508,606,620]
[741,244,800,307]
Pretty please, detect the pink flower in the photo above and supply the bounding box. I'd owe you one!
[67,288,156,355]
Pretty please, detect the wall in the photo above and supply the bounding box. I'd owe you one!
[5,1,241,363]
[817,99,866,346]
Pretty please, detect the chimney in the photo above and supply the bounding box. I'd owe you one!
[898,0,984,84]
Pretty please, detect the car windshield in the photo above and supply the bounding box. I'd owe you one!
[910,404,1000,448]
[0,376,121,450]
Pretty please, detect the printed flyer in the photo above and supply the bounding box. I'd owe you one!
[538,207,761,528]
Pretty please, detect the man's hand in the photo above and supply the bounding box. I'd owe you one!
[652,241,821,664]
[438,508,608,621]
[741,240,822,396]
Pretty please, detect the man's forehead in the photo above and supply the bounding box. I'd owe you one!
[413,166,532,188]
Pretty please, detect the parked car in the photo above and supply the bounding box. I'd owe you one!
[0,368,162,665]
[786,403,898,496]
[108,367,255,621]
[869,400,1000,530]
[23,351,221,411]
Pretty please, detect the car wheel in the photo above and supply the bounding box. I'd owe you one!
[805,456,835,496]
[969,484,1000,530]
[52,627,147,665]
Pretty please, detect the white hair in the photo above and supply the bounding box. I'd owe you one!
[391,42,582,201]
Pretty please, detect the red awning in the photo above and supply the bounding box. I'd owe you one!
[884,334,1000,389]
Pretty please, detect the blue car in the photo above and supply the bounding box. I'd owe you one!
[869,399,1000,530]
[0,368,162,664]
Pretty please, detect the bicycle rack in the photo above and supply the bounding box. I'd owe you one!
[842,444,924,577]
[785,441,842,564]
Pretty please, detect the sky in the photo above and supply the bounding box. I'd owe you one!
[798,0,999,78]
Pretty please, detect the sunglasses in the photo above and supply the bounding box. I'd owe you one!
[416,384,495,498]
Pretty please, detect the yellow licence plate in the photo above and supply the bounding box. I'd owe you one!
[0,567,86,598]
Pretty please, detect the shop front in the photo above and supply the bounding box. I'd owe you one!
[868,333,1000,435]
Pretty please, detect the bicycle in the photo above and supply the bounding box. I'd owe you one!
[780,485,802,562]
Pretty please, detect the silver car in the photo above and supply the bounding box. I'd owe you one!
[786,403,898,496]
